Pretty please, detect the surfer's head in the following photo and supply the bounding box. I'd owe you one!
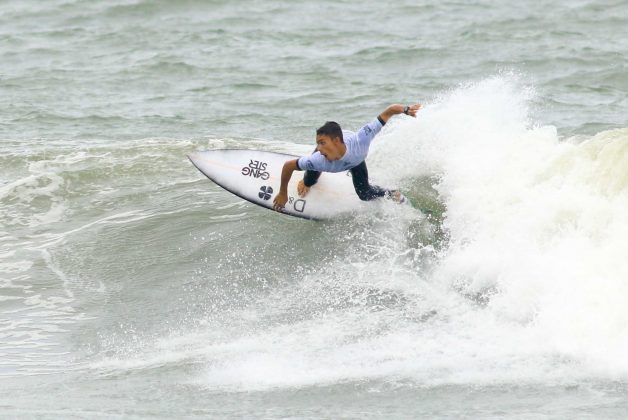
[316,121,345,161]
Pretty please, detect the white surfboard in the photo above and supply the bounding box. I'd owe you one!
[188,149,371,220]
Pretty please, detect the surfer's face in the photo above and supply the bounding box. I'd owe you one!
[316,135,344,161]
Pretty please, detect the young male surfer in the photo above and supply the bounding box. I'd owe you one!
[272,103,422,212]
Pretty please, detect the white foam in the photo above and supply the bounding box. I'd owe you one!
[369,75,628,379]
[90,76,628,391]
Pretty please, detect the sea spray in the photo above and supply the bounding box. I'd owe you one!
[184,76,628,389]
[374,75,628,378]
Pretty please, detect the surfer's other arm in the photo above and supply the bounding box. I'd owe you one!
[378,103,422,123]
[273,159,300,211]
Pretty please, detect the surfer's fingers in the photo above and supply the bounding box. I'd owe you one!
[272,200,283,211]
[406,104,421,117]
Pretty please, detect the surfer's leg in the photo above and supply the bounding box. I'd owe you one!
[303,170,321,187]
[303,145,322,187]
[350,161,388,201]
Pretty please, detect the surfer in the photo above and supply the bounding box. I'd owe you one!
[272,103,422,211]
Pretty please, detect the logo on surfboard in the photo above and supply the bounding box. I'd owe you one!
[259,185,273,200]
[257,186,306,212]
[242,159,270,180]
[288,196,306,212]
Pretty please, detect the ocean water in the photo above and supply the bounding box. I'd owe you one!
[1,0,628,418]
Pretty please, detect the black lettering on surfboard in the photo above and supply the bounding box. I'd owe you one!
[241,159,270,180]
[293,199,306,212]
[286,196,305,212]
[258,185,273,200]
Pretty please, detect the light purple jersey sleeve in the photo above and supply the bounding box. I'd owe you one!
[297,152,327,172]
[356,117,384,147]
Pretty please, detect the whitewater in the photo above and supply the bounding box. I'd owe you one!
[1,0,627,418]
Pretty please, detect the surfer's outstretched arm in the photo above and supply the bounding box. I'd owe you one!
[378,103,422,123]
[273,159,299,211]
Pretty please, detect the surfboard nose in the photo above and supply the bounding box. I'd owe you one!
[188,152,208,169]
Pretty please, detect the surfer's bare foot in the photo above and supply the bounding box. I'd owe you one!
[297,180,310,197]
[387,190,407,204]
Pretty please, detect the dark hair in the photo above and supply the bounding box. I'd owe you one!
[316,121,343,143]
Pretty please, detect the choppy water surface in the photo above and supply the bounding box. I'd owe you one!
[1,0,628,418]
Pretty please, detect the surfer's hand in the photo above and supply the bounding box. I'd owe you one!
[297,180,310,198]
[380,103,422,123]
[273,191,288,211]
[404,103,422,117]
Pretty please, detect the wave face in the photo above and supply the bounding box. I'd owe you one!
[103,77,625,393]
[4,77,622,400]
[2,0,628,417]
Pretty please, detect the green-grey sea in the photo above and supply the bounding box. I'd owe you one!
[1,0,628,418]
